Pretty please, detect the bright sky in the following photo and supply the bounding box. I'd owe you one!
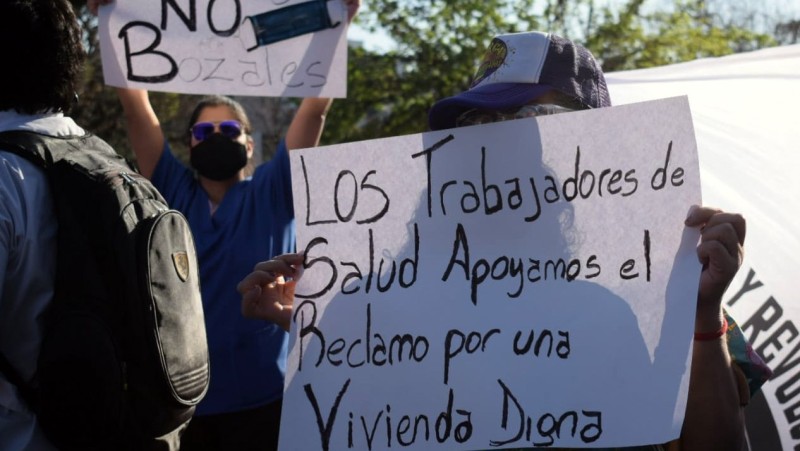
[347,0,800,52]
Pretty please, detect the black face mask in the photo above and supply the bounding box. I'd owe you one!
[190,134,248,181]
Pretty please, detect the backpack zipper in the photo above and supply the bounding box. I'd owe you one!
[120,172,137,185]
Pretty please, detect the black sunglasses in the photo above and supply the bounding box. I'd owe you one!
[190,120,243,141]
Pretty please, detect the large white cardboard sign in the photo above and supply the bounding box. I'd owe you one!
[283,97,703,450]
[607,44,800,451]
[98,0,350,97]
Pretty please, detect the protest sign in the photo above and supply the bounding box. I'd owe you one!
[607,43,800,451]
[282,96,703,450]
[97,0,350,97]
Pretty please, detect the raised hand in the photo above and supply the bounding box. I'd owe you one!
[684,205,746,331]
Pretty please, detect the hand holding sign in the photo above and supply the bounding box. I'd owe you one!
[684,207,747,331]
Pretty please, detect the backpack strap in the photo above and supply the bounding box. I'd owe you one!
[0,351,37,410]
[0,130,54,168]
[0,130,136,175]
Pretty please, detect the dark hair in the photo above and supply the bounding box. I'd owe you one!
[0,0,85,114]
[186,95,253,145]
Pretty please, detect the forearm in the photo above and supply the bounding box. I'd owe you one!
[116,88,159,129]
[681,309,745,450]
[115,87,164,178]
[285,97,333,150]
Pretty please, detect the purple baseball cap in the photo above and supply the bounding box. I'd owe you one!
[428,31,612,130]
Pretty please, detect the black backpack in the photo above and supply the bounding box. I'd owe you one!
[0,131,210,450]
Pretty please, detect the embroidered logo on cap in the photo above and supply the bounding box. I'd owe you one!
[471,38,508,88]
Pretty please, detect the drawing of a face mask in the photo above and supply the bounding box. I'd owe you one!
[244,0,342,51]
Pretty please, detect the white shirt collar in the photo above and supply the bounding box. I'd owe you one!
[0,110,86,136]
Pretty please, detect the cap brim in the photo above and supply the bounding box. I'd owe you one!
[428,83,552,131]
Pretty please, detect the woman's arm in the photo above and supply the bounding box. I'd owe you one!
[116,88,165,179]
[284,0,360,151]
[285,97,333,151]
[680,206,747,450]
[88,0,165,179]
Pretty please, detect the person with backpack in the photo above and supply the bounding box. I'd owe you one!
[425,31,771,450]
[0,1,90,449]
[2,0,210,450]
[88,1,360,449]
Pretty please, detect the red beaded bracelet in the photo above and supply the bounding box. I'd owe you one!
[694,317,728,341]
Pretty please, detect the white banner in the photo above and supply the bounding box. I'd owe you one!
[284,97,703,450]
[607,44,800,450]
[98,0,350,98]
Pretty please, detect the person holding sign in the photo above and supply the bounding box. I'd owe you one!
[88,1,360,450]
[426,31,769,451]
[239,31,771,451]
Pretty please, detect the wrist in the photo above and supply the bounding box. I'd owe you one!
[695,298,724,330]
[694,316,728,341]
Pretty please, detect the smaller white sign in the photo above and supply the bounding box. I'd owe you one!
[98,0,350,98]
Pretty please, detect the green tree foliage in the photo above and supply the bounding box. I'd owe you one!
[70,0,782,156]
[323,0,542,143]
[586,0,775,71]
[322,0,775,144]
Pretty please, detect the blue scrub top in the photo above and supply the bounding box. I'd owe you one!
[151,140,295,415]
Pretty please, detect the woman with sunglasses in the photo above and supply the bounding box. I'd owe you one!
[91,1,360,449]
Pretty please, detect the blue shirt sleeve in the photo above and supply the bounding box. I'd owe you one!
[251,139,293,217]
